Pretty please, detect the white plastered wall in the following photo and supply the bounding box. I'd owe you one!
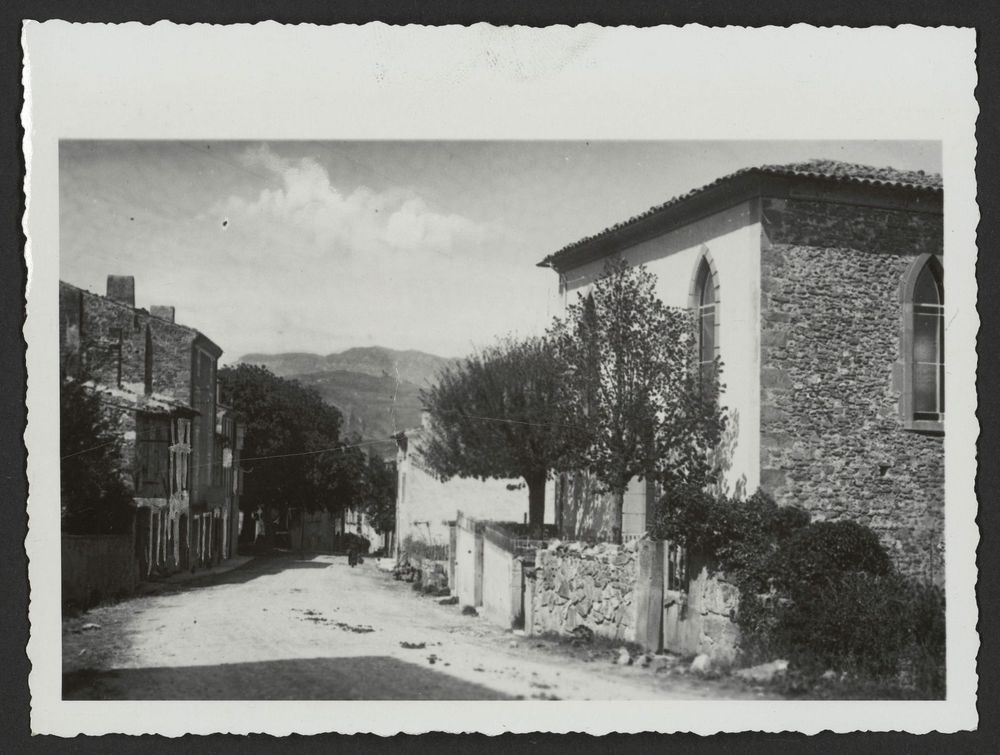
[557,200,762,498]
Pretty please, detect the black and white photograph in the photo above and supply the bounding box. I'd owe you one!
[23,23,979,736]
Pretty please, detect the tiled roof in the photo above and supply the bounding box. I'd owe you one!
[80,380,199,416]
[757,159,941,190]
[541,159,942,267]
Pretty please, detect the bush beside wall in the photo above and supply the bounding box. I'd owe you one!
[655,486,946,697]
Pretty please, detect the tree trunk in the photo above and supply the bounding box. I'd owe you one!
[526,470,547,535]
[611,489,624,545]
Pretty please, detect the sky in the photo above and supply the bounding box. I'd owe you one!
[59,140,941,363]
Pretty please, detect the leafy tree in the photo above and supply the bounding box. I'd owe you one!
[60,375,134,535]
[218,364,366,534]
[363,455,397,536]
[548,259,726,543]
[420,336,581,530]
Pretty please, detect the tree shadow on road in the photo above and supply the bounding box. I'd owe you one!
[63,655,513,700]
[150,553,335,595]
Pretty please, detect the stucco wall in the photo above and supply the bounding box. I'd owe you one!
[558,472,651,542]
[759,199,945,582]
[396,433,555,552]
[559,200,763,501]
[481,537,523,628]
[454,520,482,607]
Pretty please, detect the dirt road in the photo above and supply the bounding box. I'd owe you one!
[63,553,774,700]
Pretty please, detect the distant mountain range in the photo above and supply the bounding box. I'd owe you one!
[236,347,457,458]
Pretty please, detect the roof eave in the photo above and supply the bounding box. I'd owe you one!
[539,171,765,273]
[539,171,943,273]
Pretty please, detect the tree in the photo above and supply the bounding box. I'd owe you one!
[363,455,397,537]
[547,259,727,543]
[218,364,367,535]
[420,337,582,530]
[60,375,134,535]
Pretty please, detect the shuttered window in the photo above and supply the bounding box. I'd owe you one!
[136,414,171,498]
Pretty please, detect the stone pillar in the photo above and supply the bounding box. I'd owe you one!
[511,557,524,627]
[635,539,665,653]
[448,522,457,592]
[474,525,484,607]
[524,569,536,636]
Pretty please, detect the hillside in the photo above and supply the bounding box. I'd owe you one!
[238,346,455,389]
[237,347,457,459]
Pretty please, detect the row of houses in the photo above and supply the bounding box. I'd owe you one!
[60,275,244,605]
[391,160,945,650]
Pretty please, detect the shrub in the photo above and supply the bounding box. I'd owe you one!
[652,485,809,594]
[774,520,892,592]
[653,485,944,697]
[60,376,134,535]
[769,572,945,697]
[401,536,448,563]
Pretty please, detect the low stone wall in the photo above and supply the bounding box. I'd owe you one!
[62,533,138,608]
[528,540,639,642]
[665,560,741,664]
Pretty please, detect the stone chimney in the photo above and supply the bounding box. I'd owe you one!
[106,275,135,307]
[150,305,175,323]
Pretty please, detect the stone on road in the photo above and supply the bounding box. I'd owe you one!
[62,553,770,700]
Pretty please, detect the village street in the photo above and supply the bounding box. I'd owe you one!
[63,553,775,701]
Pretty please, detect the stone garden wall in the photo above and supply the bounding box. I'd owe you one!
[664,560,741,664]
[528,540,639,642]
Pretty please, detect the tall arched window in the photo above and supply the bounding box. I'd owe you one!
[694,257,719,384]
[912,258,944,420]
[902,255,944,431]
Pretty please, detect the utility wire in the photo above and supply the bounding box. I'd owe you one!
[234,437,390,465]
[60,408,582,464]
[60,438,118,461]
[438,409,582,431]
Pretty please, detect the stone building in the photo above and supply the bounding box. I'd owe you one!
[538,160,944,582]
[393,424,555,560]
[59,275,243,576]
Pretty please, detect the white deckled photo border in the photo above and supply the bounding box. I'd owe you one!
[22,22,979,736]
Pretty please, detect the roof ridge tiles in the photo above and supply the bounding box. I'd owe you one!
[541,158,941,266]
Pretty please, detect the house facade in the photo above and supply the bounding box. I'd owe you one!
[539,160,944,583]
[287,506,386,553]
[393,425,556,559]
[60,275,243,577]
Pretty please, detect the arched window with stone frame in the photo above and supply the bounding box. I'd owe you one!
[900,253,944,433]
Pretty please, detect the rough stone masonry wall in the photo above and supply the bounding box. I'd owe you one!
[759,198,944,583]
[60,282,198,403]
[530,541,638,642]
[668,560,742,664]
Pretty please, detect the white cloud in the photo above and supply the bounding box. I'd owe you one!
[219,145,488,257]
